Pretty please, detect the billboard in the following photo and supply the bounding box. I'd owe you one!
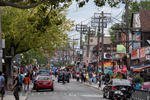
[133,31,141,50]
[117,45,126,53]
[140,47,145,58]
[131,49,139,59]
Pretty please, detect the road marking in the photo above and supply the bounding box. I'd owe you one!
[81,95,103,97]
[38,93,40,95]
[44,92,46,95]
[20,93,22,96]
[32,93,34,96]
[25,93,27,96]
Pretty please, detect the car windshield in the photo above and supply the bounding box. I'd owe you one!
[59,72,69,76]
[112,79,131,86]
[38,77,51,80]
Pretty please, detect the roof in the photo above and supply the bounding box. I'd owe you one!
[139,10,150,31]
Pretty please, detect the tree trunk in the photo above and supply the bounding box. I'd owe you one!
[5,59,12,90]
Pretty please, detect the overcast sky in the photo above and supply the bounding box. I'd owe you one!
[66,1,126,48]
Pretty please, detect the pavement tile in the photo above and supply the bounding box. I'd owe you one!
[0,95,27,100]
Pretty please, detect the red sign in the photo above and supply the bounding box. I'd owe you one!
[140,48,145,58]
[131,49,139,59]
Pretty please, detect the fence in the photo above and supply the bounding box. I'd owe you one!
[131,89,150,100]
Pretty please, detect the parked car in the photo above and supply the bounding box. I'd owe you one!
[103,79,134,100]
[57,72,70,83]
[35,76,54,92]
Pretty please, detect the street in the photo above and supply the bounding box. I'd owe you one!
[6,77,107,100]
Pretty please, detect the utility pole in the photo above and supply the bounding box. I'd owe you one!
[91,12,111,79]
[0,7,2,71]
[125,0,130,71]
[87,27,90,57]
[101,11,104,73]
[80,22,83,62]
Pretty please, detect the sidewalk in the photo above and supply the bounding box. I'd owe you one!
[0,95,28,100]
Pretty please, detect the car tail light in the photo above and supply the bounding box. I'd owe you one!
[111,86,117,90]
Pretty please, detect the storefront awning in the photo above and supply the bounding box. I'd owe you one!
[133,60,149,66]
[131,64,150,70]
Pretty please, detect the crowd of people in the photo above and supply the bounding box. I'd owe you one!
[0,70,36,100]
[71,71,111,90]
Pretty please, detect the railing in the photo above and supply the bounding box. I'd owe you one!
[131,89,150,100]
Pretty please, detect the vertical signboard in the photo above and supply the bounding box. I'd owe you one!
[140,47,145,58]
[131,49,139,59]
[145,47,150,60]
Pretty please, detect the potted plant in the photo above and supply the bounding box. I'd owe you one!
[132,76,144,89]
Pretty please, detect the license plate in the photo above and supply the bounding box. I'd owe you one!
[43,82,46,85]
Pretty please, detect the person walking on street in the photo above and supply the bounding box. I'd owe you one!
[76,72,80,82]
[105,73,110,84]
[93,72,96,84]
[23,74,29,92]
[100,73,105,90]
[81,71,84,83]
[89,72,93,85]
[83,72,86,82]
[11,73,20,100]
[19,72,24,90]
[0,71,6,100]
[86,72,89,84]
[98,72,102,90]
[62,72,65,85]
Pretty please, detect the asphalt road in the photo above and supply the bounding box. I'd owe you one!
[26,76,107,100]
[6,76,108,100]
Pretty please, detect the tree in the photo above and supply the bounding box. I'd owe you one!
[0,0,137,9]
[21,50,49,67]
[1,5,73,89]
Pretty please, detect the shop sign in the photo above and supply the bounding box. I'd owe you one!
[131,49,139,59]
[140,48,145,58]
[145,47,150,60]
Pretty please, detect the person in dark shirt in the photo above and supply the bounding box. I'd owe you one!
[89,72,93,85]
[11,73,19,100]
[62,72,65,85]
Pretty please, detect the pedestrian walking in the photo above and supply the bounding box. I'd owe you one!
[105,73,110,84]
[86,72,89,84]
[83,72,86,82]
[23,74,29,92]
[11,73,20,100]
[30,71,33,84]
[19,72,24,90]
[0,71,6,100]
[27,73,30,90]
[80,71,84,83]
[100,73,105,90]
[92,72,96,84]
[98,72,101,89]
[89,72,93,85]
[76,72,80,82]
[62,72,65,85]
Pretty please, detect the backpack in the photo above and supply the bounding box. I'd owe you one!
[102,76,105,81]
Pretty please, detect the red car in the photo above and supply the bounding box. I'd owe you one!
[36,76,54,92]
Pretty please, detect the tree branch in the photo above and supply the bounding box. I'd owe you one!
[15,48,31,55]
[0,0,48,9]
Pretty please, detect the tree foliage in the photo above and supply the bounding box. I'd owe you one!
[21,50,49,66]
[1,5,74,58]
[0,0,138,9]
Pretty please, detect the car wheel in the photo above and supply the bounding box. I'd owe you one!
[51,88,54,91]
[106,91,111,99]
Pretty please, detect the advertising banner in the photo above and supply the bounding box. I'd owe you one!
[131,49,139,59]
[145,47,150,60]
[133,31,141,50]
[117,45,126,53]
[140,47,145,58]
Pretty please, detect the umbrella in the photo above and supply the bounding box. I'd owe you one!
[121,66,127,73]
